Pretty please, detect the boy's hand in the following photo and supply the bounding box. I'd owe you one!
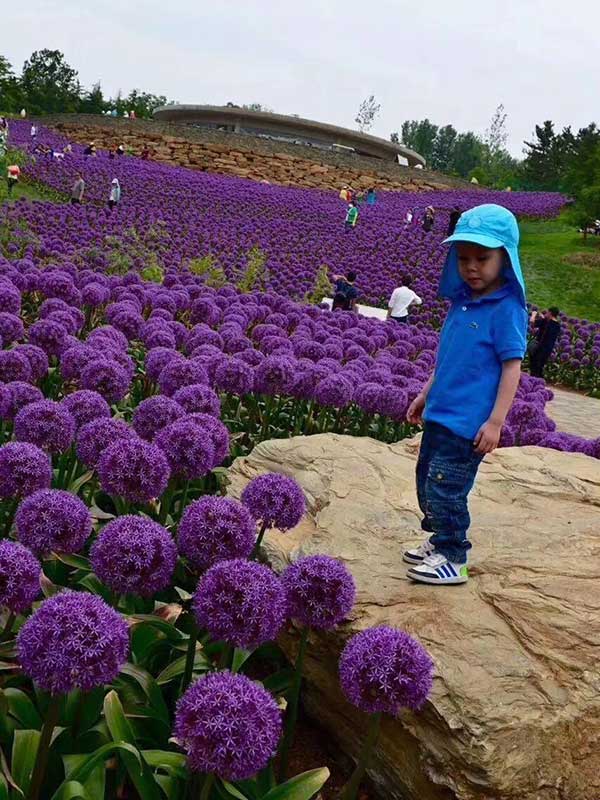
[407,394,426,425]
[474,420,502,454]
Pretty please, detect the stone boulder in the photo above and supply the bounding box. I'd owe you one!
[228,434,600,800]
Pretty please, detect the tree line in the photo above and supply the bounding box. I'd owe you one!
[0,50,170,119]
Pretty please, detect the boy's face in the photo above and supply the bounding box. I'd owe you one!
[456,243,504,296]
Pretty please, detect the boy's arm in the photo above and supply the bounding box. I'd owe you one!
[407,372,435,425]
[474,359,521,454]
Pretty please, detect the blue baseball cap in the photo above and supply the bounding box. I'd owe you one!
[439,204,526,308]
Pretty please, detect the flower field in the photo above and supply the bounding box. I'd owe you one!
[0,121,598,799]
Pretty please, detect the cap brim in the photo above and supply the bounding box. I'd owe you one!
[443,232,504,248]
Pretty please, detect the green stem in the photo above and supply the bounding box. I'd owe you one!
[199,773,215,800]
[338,712,382,800]
[0,612,15,641]
[278,626,309,782]
[2,498,17,538]
[218,643,232,670]
[251,521,269,559]
[181,621,199,694]
[178,480,190,519]
[159,481,175,525]
[27,693,62,800]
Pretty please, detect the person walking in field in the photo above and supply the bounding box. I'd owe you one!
[6,164,21,196]
[404,204,528,586]
[108,178,121,210]
[70,174,85,205]
[528,307,561,379]
[447,206,461,236]
[387,280,422,323]
[344,201,359,232]
[423,205,435,232]
[331,271,360,311]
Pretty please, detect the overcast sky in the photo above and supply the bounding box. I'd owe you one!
[4,0,599,157]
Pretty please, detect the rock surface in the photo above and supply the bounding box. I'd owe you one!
[228,434,600,800]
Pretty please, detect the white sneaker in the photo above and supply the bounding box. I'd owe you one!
[402,539,435,565]
[407,553,469,585]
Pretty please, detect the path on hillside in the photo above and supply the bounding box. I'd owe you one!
[547,387,600,439]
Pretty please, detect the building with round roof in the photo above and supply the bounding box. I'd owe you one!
[153,105,425,166]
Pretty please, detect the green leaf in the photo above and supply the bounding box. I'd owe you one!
[128,614,183,641]
[11,729,41,795]
[53,553,91,570]
[4,688,42,729]
[68,470,94,494]
[141,750,187,780]
[88,504,115,521]
[51,781,91,800]
[62,754,105,799]
[51,742,142,800]
[261,768,330,800]
[231,648,252,674]
[0,774,8,800]
[219,781,251,800]
[102,692,163,800]
[262,669,294,695]
[119,663,170,726]
[76,574,112,602]
[156,652,211,686]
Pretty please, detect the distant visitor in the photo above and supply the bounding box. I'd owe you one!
[344,201,359,232]
[108,178,121,211]
[447,206,461,236]
[6,164,21,195]
[387,281,422,323]
[70,174,85,205]
[331,271,359,311]
[528,308,561,379]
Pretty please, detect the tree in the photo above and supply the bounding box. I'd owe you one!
[521,121,573,191]
[355,95,380,133]
[449,132,483,178]
[400,119,438,165]
[124,90,168,118]
[390,132,400,144]
[431,124,457,172]
[478,104,518,187]
[0,55,23,113]
[242,103,275,113]
[485,103,508,156]
[78,82,107,115]
[20,49,81,114]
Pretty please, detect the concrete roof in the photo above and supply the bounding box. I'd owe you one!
[153,104,425,166]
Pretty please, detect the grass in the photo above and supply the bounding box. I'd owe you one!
[1,181,62,204]
[520,215,600,321]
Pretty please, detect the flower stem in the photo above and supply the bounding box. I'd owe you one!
[251,521,269,559]
[338,712,382,800]
[181,620,199,694]
[27,693,62,800]
[199,773,215,800]
[278,625,309,782]
[2,498,17,538]
[0,612,15,641]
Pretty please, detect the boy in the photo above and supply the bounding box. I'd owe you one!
[405,204,527,585]
[331,272,359,311]
[344,201,359,232]
[529,307,561,379]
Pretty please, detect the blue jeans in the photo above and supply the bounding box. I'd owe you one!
[416,422,483,563]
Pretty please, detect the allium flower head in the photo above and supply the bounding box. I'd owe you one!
[16,489,92,556]
[172,384,221,417]
[178,496,256,571]
[97,438,170,503]
[76,417,138,469]
[154,417,215,480]
[314,375,354,408]
[0,312,25,344]
[28,318,69,357]
[339,626,434,715]
[214,358,254,395]
[282,555,356,630]
[174,671,282,780]
[61,390,111,429]
[17,590,129,693]
[145,347,185,382]
[80,360,130,404]
[241,473,306,531]
[158,358,209,396]
[1,382,43,421]
[193,558,287,649]
[13,344,49,382]
[0,540,41,614]
[254,355,296,395]
[91,515,177,597]
[14,400,76,454]
[132,395,185,441]
[187,413,230,465]
[0,350,32,383]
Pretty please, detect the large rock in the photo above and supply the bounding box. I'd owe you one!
[228,434,600,800]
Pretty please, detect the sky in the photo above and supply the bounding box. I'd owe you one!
[4,0,599,158]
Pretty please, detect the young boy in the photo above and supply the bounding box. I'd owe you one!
[404,204,528,585]
[344,202,359,232]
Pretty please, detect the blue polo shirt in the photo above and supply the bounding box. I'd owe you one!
[424,286,527,440]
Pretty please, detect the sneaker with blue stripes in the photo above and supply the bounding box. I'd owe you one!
[407,553,468,585]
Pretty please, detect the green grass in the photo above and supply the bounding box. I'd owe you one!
[1,181,61,204]
[520,215,600,321]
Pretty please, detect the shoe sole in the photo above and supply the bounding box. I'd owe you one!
[402,553,425,565]
[407,570,468,585]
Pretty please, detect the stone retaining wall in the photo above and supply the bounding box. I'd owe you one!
[42,114,471,193]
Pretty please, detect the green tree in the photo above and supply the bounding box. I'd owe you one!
[0,55,23,113]
[124,89,168,118]
[355,95,381,133]
[521,121,572,191]
[400,119,438,165]
[78,82,107,115]
[20,49,81,114]
[431,124,457,172]
[390,131,400,144]
[242,102,275,113]
[449,131,483,178]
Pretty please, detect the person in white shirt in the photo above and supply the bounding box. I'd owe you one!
[387,282,422,323]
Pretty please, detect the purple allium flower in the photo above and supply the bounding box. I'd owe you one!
[154,418,215,479]
[254,355,296,395]
[86,325,129,353]
[60,344,93,381]
[13,344,49,382]
[15,489,92,556]
[174,671,282,780]
[314,375,354,408]
[0,283,21,315]
[193,559,287,649]
[178,496,256,571]
[91,515,177,597]
[46,310,81,336]
[81,282,110,307]
[241,473,306,531]
[132,395,185,441]
[61,390,111,430]
[282,555,356,630]
[28,318,69,357]
[172,384,221,417]
[0,540,41,614]
[0,350,32,383]
[97,438,170,503]
[158,358,210,397]
[214,358,254,394]
[0,313,24,344]
[339,626,434,715]
[14,400,76,454]
[76,418,138,469]
[17,590,129,693]
[186,413,230,465]
[80,360,130,404]
[1,382,44,421]
[145,347,185,382]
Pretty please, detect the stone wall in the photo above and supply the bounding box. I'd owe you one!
[41,114,471,193]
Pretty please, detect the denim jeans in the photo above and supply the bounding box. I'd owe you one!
[416,421,484,563]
